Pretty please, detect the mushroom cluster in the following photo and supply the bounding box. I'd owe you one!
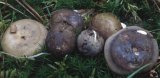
[0,9,159,75]
[77,13,122,56]
[77,12,159,74]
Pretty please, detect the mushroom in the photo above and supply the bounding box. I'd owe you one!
[77,29,104,56]
[46,23,76,57]
[91,13,122,39]
[104,26,159,74]
[1,19,47,57]
[50,9,83,33]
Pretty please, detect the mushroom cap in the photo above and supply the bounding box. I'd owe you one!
[1,19,47,57]
[104,26,159,74]
[91,13,122,39]
[46,23,76,56]
[50,9,83,32]
[77,29,104,56]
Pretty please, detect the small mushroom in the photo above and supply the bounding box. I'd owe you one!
[1,19,47,57]
[104,26,159,74]
[46,23,76,57]
[50,9,83,33]
[91,13,122,39]
[77,29,104,56]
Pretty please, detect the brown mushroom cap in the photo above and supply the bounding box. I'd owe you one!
[91,13,122,39]
[50,9,83,32]
[1,19,47,57]
[104,26,159,74]
[46,23,76,57]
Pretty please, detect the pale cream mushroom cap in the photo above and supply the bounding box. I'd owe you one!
[1,19,47,57]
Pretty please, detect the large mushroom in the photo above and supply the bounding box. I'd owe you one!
[77,29,104,56]
[50,9,83,33]
[46,23,76,57]
[1,19,47,57]
[91,13,122,39]
[104,26,159,74]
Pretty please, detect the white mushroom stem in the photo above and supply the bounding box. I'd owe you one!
[92,30,97,42]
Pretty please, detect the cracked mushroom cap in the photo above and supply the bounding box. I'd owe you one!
[104,26,159,74]
[46,23,76,57]
[91,13,122,39]
[1,19,47,57]
[77,29,104,56]
[50,9,83,31]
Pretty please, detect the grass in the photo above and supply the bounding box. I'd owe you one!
[0,0,160,78]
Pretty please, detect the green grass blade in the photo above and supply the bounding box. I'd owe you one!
[127,63,151,78]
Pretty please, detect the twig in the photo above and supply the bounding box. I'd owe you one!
[1,0,8,10]
[21,0,43,22]
[0,1,28,17]
[15,0,43,22]
[152,0,160,12]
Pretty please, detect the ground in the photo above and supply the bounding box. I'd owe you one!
[0,0,160,78]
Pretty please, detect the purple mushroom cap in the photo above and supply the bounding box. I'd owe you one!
[104,26,159,74]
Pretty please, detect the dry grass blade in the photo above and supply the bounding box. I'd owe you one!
[152,0,160,12]
[74,9,95,17]
[21,0,43,22]
[0,1,28,17]
[15,0,43,22]
[15,0,36,19]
